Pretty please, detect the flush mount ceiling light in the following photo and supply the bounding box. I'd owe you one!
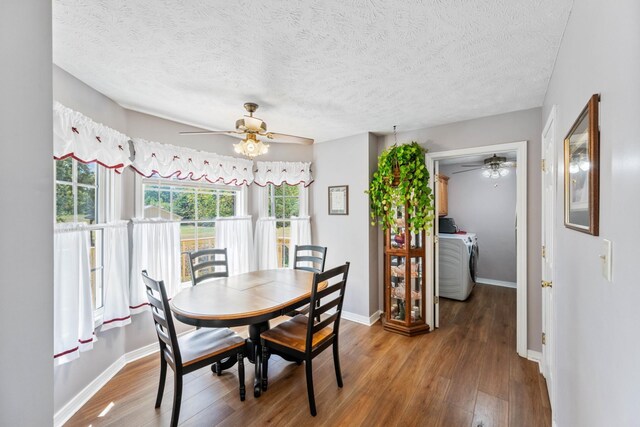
[179,103,313,158]
[454,154,516,179]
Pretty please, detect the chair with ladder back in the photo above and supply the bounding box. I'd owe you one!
[260,262,350,416]
[187,248,229,286]
[142,270,245,427]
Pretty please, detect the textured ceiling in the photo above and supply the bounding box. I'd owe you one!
[53,0,572,142]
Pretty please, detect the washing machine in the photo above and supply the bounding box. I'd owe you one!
[438,233,478,301]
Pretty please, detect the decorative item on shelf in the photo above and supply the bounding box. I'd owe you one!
[368,128,433,337]
[564,94,600,236]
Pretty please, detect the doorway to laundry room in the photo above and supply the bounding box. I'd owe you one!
[425,141,528,356]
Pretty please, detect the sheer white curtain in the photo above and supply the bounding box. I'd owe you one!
[254,186,278,270]
[215,217,253,275]
[129,219,181,313]
[101,221,131,331]
[54,224,94,366]
[289,186,312,268]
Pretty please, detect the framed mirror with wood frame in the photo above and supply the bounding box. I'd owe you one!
[564,94,600,235]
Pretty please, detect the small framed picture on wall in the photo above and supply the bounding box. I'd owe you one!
[328,185,349,215]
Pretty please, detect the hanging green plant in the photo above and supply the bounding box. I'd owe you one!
[366,142,435,233]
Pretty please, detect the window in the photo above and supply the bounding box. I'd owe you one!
[55,158,105,314]
[268,184,300,268]
[142,177,240,283]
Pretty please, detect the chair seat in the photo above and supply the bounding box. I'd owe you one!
[179,328,245,366]
[260,315,333,353]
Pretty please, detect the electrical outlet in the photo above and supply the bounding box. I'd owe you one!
[601,239,612,282]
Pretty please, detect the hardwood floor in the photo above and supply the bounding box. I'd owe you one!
[65,284,550,426]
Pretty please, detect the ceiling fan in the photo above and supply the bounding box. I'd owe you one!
[180,102,314,158]
[452,154,516,179]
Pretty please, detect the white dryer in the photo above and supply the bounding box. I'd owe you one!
[438,233,478,301]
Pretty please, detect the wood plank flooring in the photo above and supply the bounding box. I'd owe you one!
[65,284,550,426]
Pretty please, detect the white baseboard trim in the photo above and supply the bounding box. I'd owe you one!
[527,350,543,373]
[53,356,125,427]
[54,330,192,427]
[342,310,381,326]
[476,277,517,289]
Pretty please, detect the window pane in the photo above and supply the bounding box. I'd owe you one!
[276,220,291,268]
[77,186,97,224]
[158,188,172,218]
[197,191,218,220]
[180,223,196,283]
[285,197,300,218]
[274,184,285,197]
[274,195,285,219]
[218,192,235,217]
[55,158,73,182]
[77,162,97,185]
[172,190,195,220]
[56,183,74,223]
[285,184,299,197]
[198,222,216,250]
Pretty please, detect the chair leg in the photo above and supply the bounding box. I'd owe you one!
[305,359,317,416]
[170,374,183,427]
[215,361,222,376]
[155,357,167,408]
[333,340,343,388]
[261,345,269,391]
[237,352,246,401]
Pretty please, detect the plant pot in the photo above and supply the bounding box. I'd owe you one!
[391,166,401,187]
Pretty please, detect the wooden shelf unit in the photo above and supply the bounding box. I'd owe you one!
[382,203,430,336]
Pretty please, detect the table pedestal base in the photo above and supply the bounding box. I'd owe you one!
[247,321,270,397]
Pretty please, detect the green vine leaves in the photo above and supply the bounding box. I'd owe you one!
[366,142,435,234]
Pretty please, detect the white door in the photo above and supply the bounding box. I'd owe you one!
[541,108,556,409]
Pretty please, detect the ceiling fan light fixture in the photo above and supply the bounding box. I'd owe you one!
[482,169,491,178]
[234,134,269,158]
[499,168,509,176]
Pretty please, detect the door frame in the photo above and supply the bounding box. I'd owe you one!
[541,106,557,413]
[426,140,528,357]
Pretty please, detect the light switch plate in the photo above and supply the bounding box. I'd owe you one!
[601,239,612,281]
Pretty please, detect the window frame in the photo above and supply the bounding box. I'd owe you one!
[267,183,306,268]
[54,158,115,327]
[136,174,247,286]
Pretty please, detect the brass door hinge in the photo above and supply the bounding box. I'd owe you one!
[434,236,439,244]
[435,296,439,304]
[541,280,553,288]
[542,332,546,345]
[541,159,546,172]
[542,245,546,258]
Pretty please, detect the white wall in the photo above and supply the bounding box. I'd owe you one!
[379,107,543,351]
[312,133,379,319]
[439,164,517,283]
[0,1,54,425]
[542,0,640,424]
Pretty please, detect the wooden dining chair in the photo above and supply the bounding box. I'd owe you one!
[289,245,328,318]
[188,248,229,286]
[141,271,246,427]
[292,245,327,274]
[260,262,350,416]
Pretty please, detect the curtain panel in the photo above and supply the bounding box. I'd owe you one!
[54,224,95,366]
[100,221,131,331]
[53,102,131,173]
[129,219,181,313]
[215,217,253,275]
[130,138,254,185]
[289,216,312,269]
[254,161,313,187]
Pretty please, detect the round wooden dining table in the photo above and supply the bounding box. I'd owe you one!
[170,269,317,397]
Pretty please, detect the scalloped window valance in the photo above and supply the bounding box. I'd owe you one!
[254,161,313,187]
[53,102,131,172]
[130,138,254,186]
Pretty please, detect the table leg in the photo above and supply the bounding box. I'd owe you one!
[248,321,270,398]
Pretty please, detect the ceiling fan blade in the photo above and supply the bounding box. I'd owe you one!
[460,164,484,167]
[452,167,483,174]
[503,162,517,167]
[264,132,314,145]
[179,130,243,136]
